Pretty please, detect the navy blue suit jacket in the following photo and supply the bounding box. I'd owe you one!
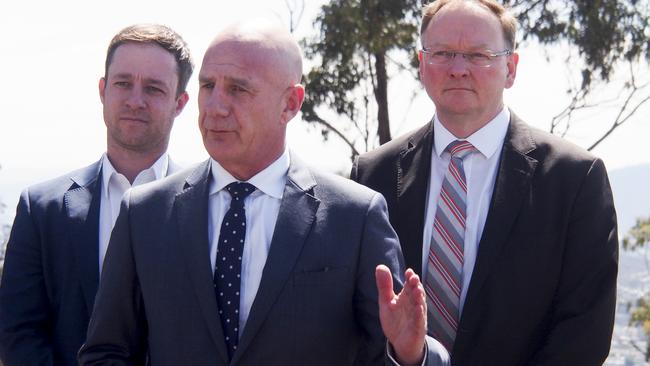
[78,155,449,366]
[0,161,103,366]
[0,158,180,366]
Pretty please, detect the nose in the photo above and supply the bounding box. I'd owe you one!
[201,88,230,117]
[448,53,470,78]
[125,87,146,110]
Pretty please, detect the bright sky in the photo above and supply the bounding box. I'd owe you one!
[1,0,649,224]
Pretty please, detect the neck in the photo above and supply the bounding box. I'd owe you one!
[437,107,503,139]
[220,147,284,182]
[106,145,165,184]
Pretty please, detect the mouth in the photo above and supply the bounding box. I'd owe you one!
[444,87,474,92]
[120,117,148,123]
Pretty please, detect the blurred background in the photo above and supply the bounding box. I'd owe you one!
[0,1,648,364]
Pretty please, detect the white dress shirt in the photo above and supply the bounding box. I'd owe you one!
[422,108,510,314]
[98,153,169,274]
[208,149,289,338]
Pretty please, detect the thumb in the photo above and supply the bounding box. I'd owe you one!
[375,264,395,303]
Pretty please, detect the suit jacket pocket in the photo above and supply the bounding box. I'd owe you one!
[293,266,349,286]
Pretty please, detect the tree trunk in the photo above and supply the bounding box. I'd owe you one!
[374,51,392,145]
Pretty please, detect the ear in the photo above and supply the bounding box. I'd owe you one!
[418,50,426,81]
[280,84,305,125]
[504,52,518,89]
[99,77,107,103]
[174,91,190,117]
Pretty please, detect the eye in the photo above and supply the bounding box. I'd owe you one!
[433,50,455,59]
[229,84,247,94]
[114,81,130,88]
[200,82,214,90]
[467,52,491,63]
[145,86,165,95]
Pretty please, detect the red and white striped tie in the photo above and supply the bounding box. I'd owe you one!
[425,140,475,353]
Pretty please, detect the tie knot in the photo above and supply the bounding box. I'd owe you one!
[447,140,476,160]
[225,182,256,201]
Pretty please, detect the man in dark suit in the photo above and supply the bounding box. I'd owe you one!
[351,1,618,365]
[0,24,192,366]
[78,21,449,366]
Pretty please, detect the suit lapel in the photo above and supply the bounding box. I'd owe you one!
[174,160,230,364]
[233,154,319,364]
[66,161,102,315]
[458,114,538,332]
[397,122,434,276]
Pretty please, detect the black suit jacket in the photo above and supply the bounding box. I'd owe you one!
[78,155,448,366]
[351,113,618,365]
[0,158,181,366]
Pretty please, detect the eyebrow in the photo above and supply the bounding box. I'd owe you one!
[224,76,254,89]
[198,75,257,91]
[111,73,171,90]
[424,42,493,50]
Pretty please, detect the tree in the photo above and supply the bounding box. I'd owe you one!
[300,0,649,159]
[622,217,650,360]
[301,0,423,159]
[503,0,650,151]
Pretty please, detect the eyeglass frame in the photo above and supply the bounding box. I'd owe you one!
[420,48,513,68]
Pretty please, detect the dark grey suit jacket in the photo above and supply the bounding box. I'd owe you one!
[351,113,618,366]
[0,158,180,366]
[78,155,448,366]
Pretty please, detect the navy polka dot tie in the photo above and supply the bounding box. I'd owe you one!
[213,182,255,360]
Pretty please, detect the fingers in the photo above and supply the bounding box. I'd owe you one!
[375,264,395,303]
[404,269,425,307]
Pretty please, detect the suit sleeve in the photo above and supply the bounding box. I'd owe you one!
[78,195,147,366]
[0,190,54,366]
[354,193,449,366]
[530,158,618,365]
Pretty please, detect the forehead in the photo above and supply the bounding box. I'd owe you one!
[423,2,505,49]
[108,43,178,82]
[199,41,276,84]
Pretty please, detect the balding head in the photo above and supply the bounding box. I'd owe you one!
[207,19,303,87]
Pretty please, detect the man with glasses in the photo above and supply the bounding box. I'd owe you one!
[351,0,618,365]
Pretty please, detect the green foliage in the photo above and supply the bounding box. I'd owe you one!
[301,0,423,156]
[301,0,649,156]
[623,217,650,250]
[624,217,650,359]
[630,295,650,360]
[504,0,650,89]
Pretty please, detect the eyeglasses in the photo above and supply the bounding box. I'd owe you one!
[420,49,513,68]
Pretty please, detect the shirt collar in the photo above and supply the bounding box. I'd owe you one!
[101,152,169,198]
[433,107,510,159]
[209,148,290,199]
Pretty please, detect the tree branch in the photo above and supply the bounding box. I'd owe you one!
[305,112,360,158]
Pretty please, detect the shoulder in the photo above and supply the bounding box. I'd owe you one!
[19,160,102,207]
[312,168,378,200]
[509,113,607,181]
[357,122,432,166]
[294,163,387,216]
[127,161,207,205]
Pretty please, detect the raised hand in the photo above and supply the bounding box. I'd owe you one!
[376,264,426,366]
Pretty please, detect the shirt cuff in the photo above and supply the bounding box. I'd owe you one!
[386,340,427,366]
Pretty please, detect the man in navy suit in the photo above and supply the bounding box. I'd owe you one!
[351,1,618,365]
[0,24,192,366]
[78,21,449,366]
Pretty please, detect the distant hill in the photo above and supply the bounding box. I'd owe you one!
[608,163,650,235]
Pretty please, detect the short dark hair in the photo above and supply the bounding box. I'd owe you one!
[421,0,518,50]
[105,24,193,97]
